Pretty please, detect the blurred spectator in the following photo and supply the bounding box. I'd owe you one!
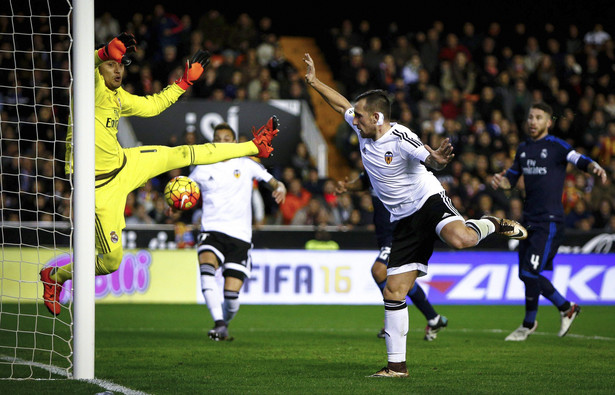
[593,198,614,229]
[418,27,441,75]
[439,33,471,62]
[291,141,313,181]
[149,196,173,224]
[565,24,584,55]
[279,178,312,225]
[95,12,120,44]
[583,23,612,52]
[363,36,385,73]
[4,8,615,232]
[565,199,594,230]
[126,202,155,225]
[150,4,185,62]
[331,192,355,226]
[247,67,280,100]
[291,197,331,226]
[592,121,615,166]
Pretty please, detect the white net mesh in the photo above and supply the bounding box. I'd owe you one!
[0,0,74,379]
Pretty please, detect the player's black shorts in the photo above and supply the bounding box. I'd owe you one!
[197,231,253,278]
[518,221,565,275]
[388,192,464,277]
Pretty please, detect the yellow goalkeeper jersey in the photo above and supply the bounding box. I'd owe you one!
[65,50,184,176]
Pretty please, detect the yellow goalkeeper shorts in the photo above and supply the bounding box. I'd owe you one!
[94,145,185,253]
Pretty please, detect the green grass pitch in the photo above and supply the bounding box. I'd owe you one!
[1,303,614,394]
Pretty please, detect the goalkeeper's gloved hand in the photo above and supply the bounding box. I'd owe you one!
[175,50,211,90]
[251,115,279,158]
[97,32,137,65]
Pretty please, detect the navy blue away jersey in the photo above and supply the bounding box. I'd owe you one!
[505,135,582,223]
[361,172,396,248]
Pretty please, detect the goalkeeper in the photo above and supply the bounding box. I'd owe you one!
[40,32,280,316]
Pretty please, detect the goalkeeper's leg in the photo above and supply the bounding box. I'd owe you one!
[50,247,123,284]
[122,142,258,188]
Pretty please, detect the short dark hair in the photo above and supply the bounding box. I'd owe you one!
[530,102,553,117]
[354,89,391,119]
[214,122,237,140]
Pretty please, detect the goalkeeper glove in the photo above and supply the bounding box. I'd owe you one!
[176,50,211,90]
[97,32,137,65]
[252,115,279,158]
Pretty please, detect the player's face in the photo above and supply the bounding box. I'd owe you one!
[353,99,377,139]
[526,108,552,140]
[99,60,124,90]
[213,128,236,143]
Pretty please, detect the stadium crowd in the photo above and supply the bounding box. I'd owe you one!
[1,6,615,236]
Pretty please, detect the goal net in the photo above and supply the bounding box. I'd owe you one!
[0,0,74,379]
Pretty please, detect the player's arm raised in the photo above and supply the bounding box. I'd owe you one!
[304,53,352,115]
[175,49,211,90]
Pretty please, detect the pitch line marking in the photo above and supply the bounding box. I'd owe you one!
[102,325,615,341]
[0,355,150,395]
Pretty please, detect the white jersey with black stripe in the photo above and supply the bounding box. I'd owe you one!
[189,157,273,243]
[345,108,444,221]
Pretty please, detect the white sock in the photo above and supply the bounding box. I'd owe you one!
[223,290,240,323]
[465,218,496,244]
[384,301,408,363]
[428,314,440,327]
[201,275,224,323]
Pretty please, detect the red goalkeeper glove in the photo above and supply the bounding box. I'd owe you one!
[252,115,279,158]
[176,50,211,90]
[97,32,136,65]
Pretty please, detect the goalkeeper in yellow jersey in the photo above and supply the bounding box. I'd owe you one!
[40,32,280,315]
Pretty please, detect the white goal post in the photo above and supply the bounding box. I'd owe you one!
[0,0,95,380]
[72,0,96,380]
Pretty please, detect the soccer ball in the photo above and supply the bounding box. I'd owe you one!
[164,176,200,210]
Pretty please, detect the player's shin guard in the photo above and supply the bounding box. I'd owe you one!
[200,264,224,322]
[384,299,408,363]
[465,218,496,245]
[223,289,240,323]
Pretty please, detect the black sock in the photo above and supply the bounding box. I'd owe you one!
[558,301,571,312]
[408,284,437,321]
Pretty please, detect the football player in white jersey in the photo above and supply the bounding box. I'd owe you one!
[189,123,286,341]
[304,53,527,377]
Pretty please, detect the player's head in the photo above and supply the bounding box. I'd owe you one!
[99,60,125,90]
[352,90,391,138]
[527,102,553,140]
[213,123,238,143]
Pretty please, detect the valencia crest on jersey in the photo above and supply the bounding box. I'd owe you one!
[384,151,393,164]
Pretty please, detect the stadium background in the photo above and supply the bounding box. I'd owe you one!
[72,1,615,306]
[0,2,614,391]
[3,0,615,305]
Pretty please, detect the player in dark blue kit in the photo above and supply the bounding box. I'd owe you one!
[491,102,607,341]
[337,172,448,341]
